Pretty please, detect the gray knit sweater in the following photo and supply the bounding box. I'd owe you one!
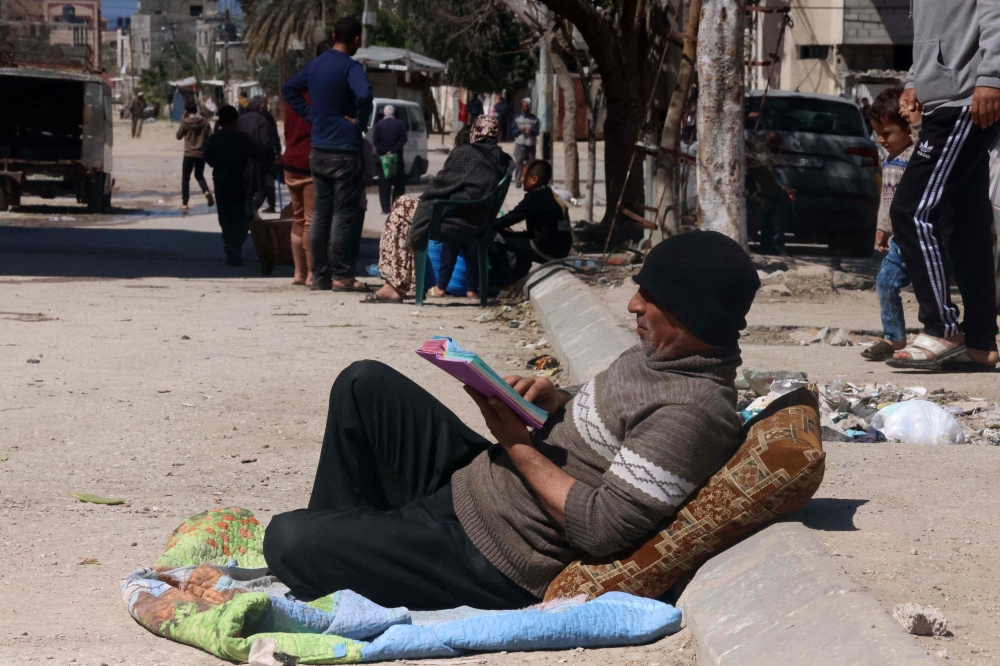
[451,344,743,597]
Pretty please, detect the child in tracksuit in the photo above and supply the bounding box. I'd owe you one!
[861,88,922,362]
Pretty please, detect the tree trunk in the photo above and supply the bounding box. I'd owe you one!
[602,94,645,230]
[655,0,703,239]
[696,0,747,248]
[586,130,597,222]
[549,36,580,198]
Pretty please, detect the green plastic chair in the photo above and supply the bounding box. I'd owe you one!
[414,163,516,306]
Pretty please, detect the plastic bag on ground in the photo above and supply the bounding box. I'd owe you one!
[871,400,967,445]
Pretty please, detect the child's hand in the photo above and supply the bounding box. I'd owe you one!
[875,229,892,252]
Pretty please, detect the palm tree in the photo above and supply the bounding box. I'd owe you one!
[239,0,331,62]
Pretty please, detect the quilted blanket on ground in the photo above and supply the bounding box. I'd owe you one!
[121,508,682,664]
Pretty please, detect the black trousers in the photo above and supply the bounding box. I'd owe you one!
[214,183,251,260]
[437,242,479,293]
[378,161,405,214]
[263,360,539,611]
[181,156,209,206]
[889,107,1000,351]
[252,160,276,211]
[310,150,366,281]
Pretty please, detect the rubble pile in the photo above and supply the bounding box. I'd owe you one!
[737,369,1000,446]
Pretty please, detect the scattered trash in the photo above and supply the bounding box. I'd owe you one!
[760,283,791,296]
[892,603,948,636]
[871,401,966,445]
[524,338,549,350]
[508,320,522,328]
[27,358,40,364]
[527,355,560,371]
[241,458,257,464]
[70,493,124,505]
[739,368,809,396]
[78,558,99,565]
[366,264,382,278]
[0,454,8,462]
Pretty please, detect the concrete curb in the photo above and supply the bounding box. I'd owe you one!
[524,266,633,384]
[677,522,936,665]
[525,268,934,665]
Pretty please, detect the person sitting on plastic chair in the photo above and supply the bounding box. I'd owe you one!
[363,116,512,304]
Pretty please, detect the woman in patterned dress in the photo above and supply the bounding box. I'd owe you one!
[363,116,512,303]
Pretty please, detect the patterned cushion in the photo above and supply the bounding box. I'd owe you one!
[543,387,824,601]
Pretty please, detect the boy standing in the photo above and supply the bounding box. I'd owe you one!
[861,88,922,362]
[204,105,259,266]
[495,160,572,284]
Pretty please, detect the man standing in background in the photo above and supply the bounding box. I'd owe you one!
[130,92,147,139]
[239,96,281,213]
[492,95,511,142]
[372,105,408,214]
[888,0,1000,371]
[511,99,540,188]
[282,16,373,292]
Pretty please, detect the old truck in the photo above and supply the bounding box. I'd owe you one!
[0,67,114,212]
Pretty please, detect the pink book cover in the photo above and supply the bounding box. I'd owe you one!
[417,338,548,428]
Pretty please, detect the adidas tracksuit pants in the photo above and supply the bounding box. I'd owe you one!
[889,106,1000,352]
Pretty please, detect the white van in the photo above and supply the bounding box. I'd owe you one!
[363,98,429,181]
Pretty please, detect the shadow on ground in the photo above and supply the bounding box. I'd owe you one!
[0,225,378,280]
[788,497,869,532]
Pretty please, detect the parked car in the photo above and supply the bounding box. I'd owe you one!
[0,67,114,212]
[745,90,880,256]
[363,98,429,182]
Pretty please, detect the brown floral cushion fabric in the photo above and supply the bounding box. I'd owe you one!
[543,387,825,601]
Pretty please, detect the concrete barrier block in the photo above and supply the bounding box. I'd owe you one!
[525,266,633,384]
[677,522,936,666]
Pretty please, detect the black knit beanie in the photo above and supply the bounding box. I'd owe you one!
[632,230,760,347]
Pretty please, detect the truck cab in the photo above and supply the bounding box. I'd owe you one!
[0,68,114,212]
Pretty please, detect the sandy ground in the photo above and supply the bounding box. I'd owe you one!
[0,120,678,666]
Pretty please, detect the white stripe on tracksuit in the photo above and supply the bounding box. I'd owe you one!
[911,108,972,338]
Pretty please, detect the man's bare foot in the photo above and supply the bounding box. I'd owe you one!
[966,348,1000,365]
[466,291,478,299]
[893,333,964,361]
[427,286,448,298]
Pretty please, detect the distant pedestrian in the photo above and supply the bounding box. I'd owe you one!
[238,96,281,213]
[467,94,484,126]
[511,99,539,188]
[745,131,794,255]
[494,159,572,285]
[859,96,873,135]
[175,101,215,214]
[372,105,408,214]
[860,88,922,362]
[887,0,1000,371]
[282,15,374,292]
[492,95,511,142]
[284,93,315,286]
[130,92,147,138]
[204,105,258,266]
[238,90,250,115]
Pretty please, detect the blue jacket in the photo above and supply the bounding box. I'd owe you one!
[282,49,373,153]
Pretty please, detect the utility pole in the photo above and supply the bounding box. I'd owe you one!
[536,27,554,161]
[361,0,375,49]
[223,8,230,100]
[696,0,747,249]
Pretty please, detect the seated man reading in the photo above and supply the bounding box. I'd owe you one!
[264,230,760,610]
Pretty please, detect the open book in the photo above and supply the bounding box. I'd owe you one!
[417,336,549,428]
